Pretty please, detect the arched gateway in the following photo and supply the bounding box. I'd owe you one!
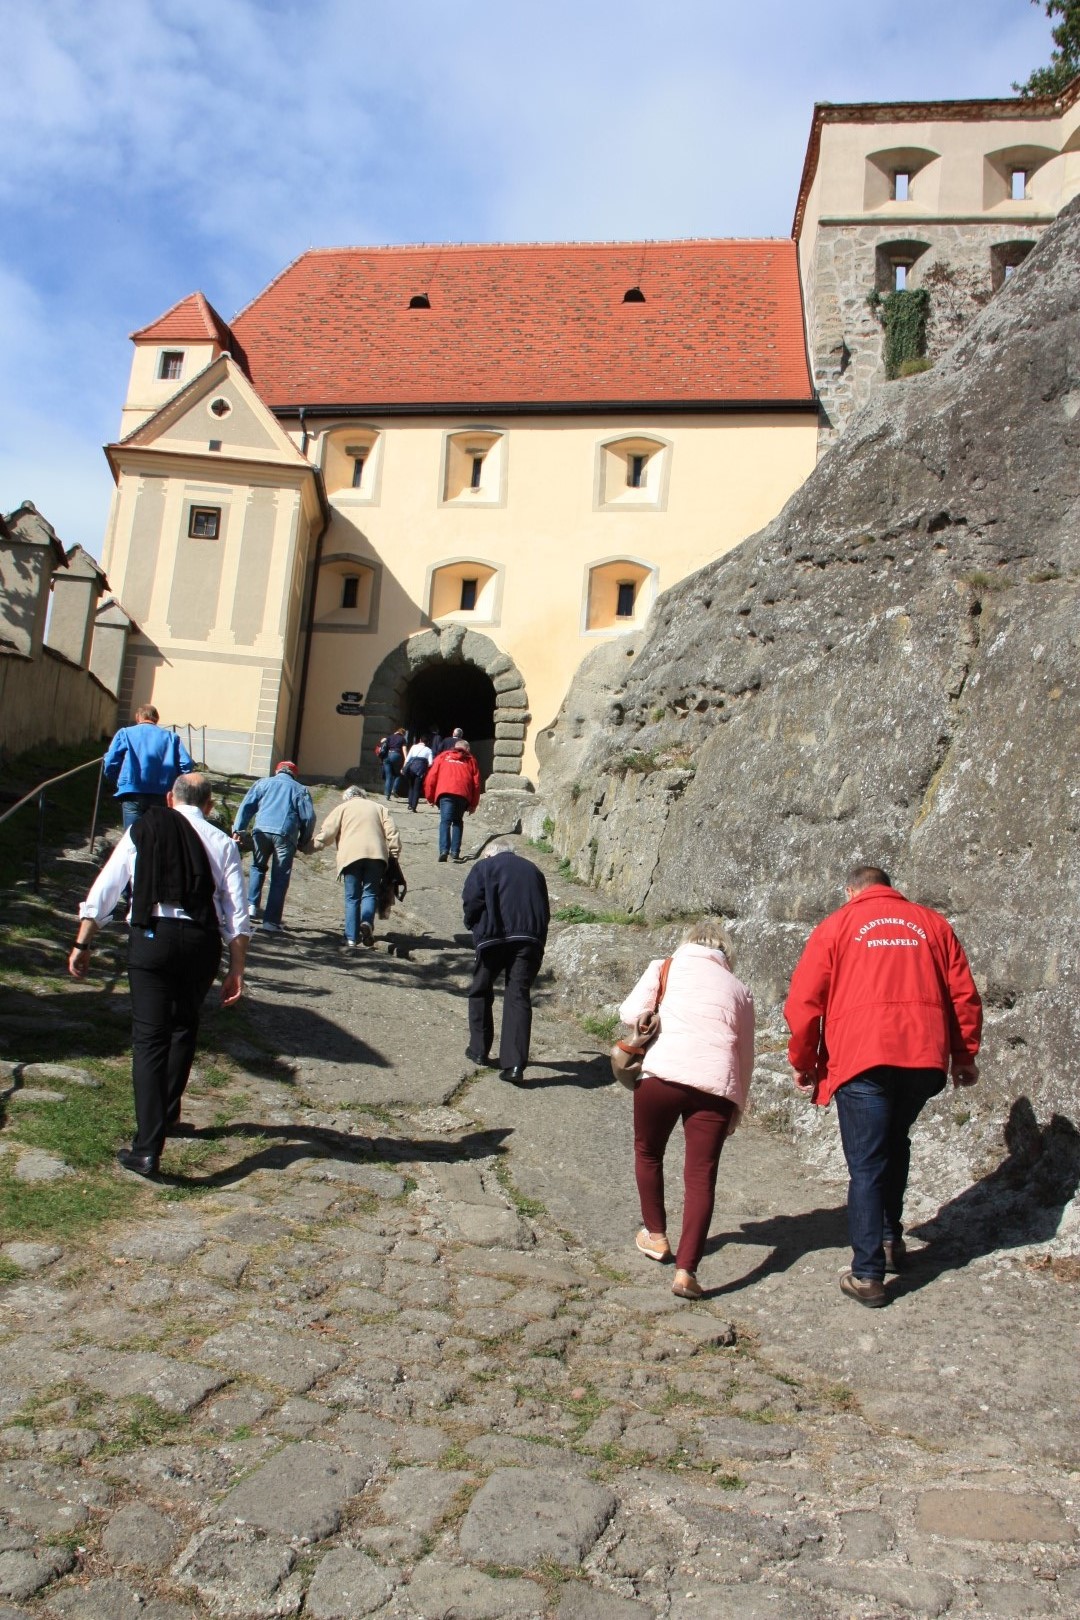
[360,625,531,789]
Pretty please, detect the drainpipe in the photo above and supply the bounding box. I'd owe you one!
[290,410,330,765]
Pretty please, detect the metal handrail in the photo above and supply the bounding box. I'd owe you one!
[0,755,107,891]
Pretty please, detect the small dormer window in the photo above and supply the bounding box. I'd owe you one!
[622,286,646,303]
[159,351,184,380]
[409,294,431,309]
[892,171,910,201]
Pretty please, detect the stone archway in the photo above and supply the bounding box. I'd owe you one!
[360,625,531,788]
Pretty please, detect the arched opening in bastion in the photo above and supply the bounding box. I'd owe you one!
[360,626,530,788]
[405,660,497,778]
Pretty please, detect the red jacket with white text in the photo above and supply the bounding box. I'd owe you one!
[784,884,982,1106]
[423,747,481,813]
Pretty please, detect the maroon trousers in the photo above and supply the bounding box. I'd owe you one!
[633,1074,735,1272]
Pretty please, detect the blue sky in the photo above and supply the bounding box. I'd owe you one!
[0,0,1055,558]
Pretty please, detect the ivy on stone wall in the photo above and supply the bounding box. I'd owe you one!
[877,288,931,379]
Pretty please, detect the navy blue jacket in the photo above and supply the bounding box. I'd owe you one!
[462,851,549,953]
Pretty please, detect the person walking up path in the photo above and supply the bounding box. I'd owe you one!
[102,704,194,829]
[785,862,982,1307]
[232,762,315,932]
[619,919,755,1300]
[313,785,401,949]
[68,772,249,1175]
[424,738,481,862]
[461,840,549,1084]
[402,736,433,813]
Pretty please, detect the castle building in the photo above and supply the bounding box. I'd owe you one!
[795,75,1080,440]
[99,77,1080,786]
[102,244,817,784]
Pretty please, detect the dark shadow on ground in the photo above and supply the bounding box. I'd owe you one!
[898,1098,1080,1295]
[159,1120,512,1190]
[524,1058,614,1091]
[697,1205,851,1297]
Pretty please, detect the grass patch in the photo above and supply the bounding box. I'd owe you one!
[8,1061,134,1169]
[554,904,644,927]
[0,1255,23,1284]
[962,571,1011,591]
[579,1013,618,1043]
[708,1470,745,1490]
[0,1165,134,1240]
[92,1395,189,1457]
[493,1158,546,1220]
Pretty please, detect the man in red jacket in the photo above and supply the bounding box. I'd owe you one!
[423,738,482,862]
[784,864,982,1308]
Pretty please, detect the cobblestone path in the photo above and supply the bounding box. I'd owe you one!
[0,798,1077,1618]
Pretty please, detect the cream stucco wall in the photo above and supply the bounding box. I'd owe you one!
[297,411,819,782]
[121,342,217,437]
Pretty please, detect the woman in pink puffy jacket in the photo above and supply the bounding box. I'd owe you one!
[618,918,755,1300]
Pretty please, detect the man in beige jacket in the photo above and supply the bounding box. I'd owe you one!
[314,786,401,948]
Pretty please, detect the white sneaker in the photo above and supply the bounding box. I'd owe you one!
[262,920,284,934]
[248,905,258,920]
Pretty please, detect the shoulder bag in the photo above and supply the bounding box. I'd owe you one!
[610,957,672,1090]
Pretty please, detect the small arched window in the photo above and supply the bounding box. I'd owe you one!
[583,558,657,632]
[596,434,670,510]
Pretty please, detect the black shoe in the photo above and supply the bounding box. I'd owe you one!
[883,1238,906,1274]
[500,1065,526,1086]
[465,1049,492,1066]
[117,1148,159,1178]
[437,853,448,862]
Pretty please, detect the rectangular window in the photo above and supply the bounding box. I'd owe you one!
[342,576,359,609]
[894,262,908,291]
[470,455,484,491]
[616,581,635,618]
[893,171,910,202]
[189,507,220,539]
[1011,168,1027,201]
[627,454,647,489]
[351,456,365,490]
[159,350,184,380]
[459,578,478,612]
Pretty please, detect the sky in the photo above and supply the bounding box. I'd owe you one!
[0,0,1056,560]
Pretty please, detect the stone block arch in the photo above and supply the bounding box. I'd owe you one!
[360,624,532,789]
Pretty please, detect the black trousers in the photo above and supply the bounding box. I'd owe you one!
[468,942,543,1069]
[128,919,221,1159]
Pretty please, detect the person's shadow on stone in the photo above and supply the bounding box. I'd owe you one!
[896,1097,1080,1295]
[696,1204,851,1297]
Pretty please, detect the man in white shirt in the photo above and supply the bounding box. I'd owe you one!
[69,773,250,1177]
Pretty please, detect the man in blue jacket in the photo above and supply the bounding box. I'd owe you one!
[232,762,316,932]
[461,840,550,1084]
[103,705,195,828]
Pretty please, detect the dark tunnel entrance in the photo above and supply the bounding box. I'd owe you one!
[405,661,497,780]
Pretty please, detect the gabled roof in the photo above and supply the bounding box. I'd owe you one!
[109,353,310,464]
[227,240,815,411]
[130,291,235,351]
[1,502,68,568]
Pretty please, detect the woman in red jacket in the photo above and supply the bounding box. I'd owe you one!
[423,740,481,862]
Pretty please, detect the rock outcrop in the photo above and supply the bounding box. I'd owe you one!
[537,197,1080,1207]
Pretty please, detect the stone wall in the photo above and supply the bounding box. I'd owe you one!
[0,648,117,757]
[808,218,1045,443]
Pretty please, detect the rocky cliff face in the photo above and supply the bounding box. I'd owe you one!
[537,198,1079,1222]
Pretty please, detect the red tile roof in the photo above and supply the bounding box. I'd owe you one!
[130,291,234,351]
[227,240,814,410]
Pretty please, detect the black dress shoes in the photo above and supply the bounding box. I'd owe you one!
[116,1148,159,1178]
[500,1066,526,1085]
[465,1049,492,1067]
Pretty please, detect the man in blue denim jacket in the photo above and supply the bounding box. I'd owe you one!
[103,705,195,829]
[232,762,316,932]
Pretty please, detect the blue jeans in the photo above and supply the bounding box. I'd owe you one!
[438,794,468,857]
[342,857,385,942]
[382,754,404,799]
[120,794,166,829]
[248,830,297,926]
[834,1066,947,1280]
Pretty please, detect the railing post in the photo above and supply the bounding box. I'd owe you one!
[87,759,106,856]
[33,789,46,893]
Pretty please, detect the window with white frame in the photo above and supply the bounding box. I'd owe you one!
[159,351,184,381]
[597,434,668,510]
[585,559,655,631]
[443,430,505,504]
